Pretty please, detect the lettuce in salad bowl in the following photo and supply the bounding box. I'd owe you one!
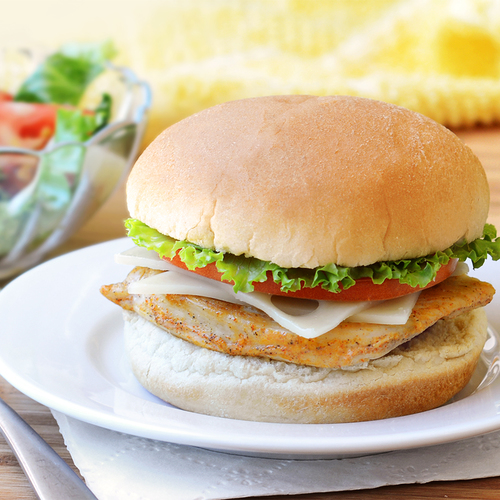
[0,42,151,278]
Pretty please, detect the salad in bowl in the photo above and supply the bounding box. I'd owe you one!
[0,42,151,278]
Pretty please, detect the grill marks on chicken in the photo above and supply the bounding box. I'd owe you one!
[100,267,495,369]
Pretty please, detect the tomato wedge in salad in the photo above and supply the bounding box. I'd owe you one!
[0,94,57,150]
[0,91,13,101]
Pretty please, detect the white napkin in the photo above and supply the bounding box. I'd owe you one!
[53,410,500,500]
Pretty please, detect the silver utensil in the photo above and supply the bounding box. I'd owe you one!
[0,396,98,499]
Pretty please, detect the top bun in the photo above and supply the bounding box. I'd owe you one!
[127,95,489,268]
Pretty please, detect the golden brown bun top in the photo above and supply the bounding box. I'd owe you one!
[127,95,489,268]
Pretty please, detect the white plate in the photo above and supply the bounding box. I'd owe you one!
[1,238,500,460]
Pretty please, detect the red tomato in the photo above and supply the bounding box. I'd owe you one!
[0,101,57,150]
[164,255,458,301]
[0,91,13,101]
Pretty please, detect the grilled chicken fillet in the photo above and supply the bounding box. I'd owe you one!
[100,267,495,369]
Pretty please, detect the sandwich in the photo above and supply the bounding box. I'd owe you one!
[101,95,499,424]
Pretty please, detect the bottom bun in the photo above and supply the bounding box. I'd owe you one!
[123,308,488,424]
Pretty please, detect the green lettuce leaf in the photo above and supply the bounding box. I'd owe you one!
[54,93,112,141]
[34,95,112,210]
[14,41,117,105]
[448,223,500,268]
[125,219,500,294]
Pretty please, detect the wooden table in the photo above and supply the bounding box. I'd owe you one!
[1,127,500,499]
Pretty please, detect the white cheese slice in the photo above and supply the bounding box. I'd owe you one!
[346,292,420,325]
[128,266,238,304]
[234,289,373,338]
[119,247,420,339]
[128,268,373,338]
[115,247,173,271]
[452,261,469,276]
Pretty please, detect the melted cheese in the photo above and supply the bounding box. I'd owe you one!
[116,247,420,338]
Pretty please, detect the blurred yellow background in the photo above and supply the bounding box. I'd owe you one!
[2,0,500,148]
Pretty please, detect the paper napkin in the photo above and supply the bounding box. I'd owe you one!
[53,410,500,500]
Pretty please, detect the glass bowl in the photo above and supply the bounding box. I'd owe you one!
[0,49,151,279]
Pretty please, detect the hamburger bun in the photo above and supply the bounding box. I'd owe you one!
[124,307,488,424]
[100,94,496,425]
[126,95,489,269]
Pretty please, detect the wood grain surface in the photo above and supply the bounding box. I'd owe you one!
[0,126,499,499]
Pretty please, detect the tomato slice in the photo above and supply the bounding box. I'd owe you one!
[164,255,458,301]
[0,91,13,102]
[0,100,57,150]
